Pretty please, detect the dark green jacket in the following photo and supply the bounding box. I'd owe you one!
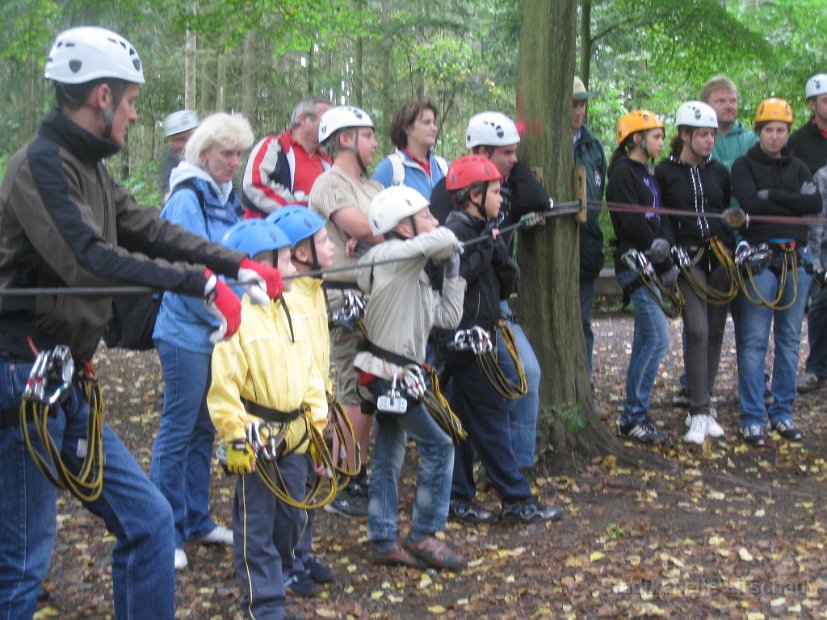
[574,124,607,279]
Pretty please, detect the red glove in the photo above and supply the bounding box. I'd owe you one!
[203,270,242,342]
[237,258,283,304]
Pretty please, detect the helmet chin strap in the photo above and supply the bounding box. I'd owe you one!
[350,130,368,174]
[472,181,490,220]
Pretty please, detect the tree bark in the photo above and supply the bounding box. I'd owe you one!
[185,28,197,110]
[241,31,255,120]
[516,0,618,467]
[579,0,592,87]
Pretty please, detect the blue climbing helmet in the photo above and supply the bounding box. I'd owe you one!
[265,205,326,246]
[222,219,291,257]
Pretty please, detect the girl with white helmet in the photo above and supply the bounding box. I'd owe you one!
[354,185,466,569]
[309,105,383,517]
[655,101,732,444]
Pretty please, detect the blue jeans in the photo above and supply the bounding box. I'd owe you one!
[498,301,541,468]
[579,276,598,377]
[368,402,454,542]
[616,273,670,425]
[805,282,827,376]
[0,356,175,620]
[151,341,217,548]
[735,255,812,428]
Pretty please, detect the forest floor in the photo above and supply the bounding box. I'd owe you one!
[35,312,826,619]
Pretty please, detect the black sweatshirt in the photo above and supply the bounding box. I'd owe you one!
[606,155,674,275]
[788,120,827,174]
[655,154,733,252]
[731,144,822,245]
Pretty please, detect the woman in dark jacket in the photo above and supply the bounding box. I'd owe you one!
[656,101,733,444]
[607,110,675,444]
[731,98,823,447]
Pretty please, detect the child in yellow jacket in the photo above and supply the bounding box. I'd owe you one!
[266,206,338,596]
[208,219,327,620]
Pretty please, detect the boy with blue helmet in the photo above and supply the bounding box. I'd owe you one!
[209,219,328,620]
[265,206,339,596]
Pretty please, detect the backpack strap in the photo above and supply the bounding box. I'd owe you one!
[434,155,449,176]
[166,178,209,234]
[388,151,405,186]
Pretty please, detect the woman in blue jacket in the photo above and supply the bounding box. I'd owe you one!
[150,113,254,570]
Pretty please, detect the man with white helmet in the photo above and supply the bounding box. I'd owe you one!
[309,105,382,517]
[0,27,283,619]
[242,96,332,217]
[158,108,200,195]
[790,74,827,393]
[354,185,466,569]
[430,111,548,477]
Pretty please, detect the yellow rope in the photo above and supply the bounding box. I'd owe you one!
[476,321,528,399]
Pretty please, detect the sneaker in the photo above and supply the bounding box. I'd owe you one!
[305,557,335,584]
[284,572,320,597]
[448,498,494,524]
[501,497,564,524]
[174,548,188,570]
[617,418,668,444]
[324,492,368,518]
[672,387,690,408]
[772,420,803,442]
[706,408,725,438]
[403,535,465,571]
[683,414,708,445]
[796,371,825,394]
[741,425,767,448]
[192,524,233,546]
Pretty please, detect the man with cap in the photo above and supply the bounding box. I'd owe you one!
[572,76,607,383]
[159,108,200,195]
[790,74,827,393]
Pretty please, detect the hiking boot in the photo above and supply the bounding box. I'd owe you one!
[448,498,494,524]
[796,371,826,394]
[371,543,426,569]
[772,419,803,442]
[403,535,465,571]
[672,387,690,408]
[617,418,668,444]
[741,425,767,448]
[501,497,564,524]
[284,572,320,598]
[305,557,335,584]
[683,414,708,445]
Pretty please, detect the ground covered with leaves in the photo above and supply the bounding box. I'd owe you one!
[35,313,826,619]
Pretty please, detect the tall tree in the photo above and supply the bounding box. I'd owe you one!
[516,0,618,463]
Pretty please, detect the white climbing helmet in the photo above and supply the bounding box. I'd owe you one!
[318,106,374,143]
[44,26,145,85]
[368,186,430,235]
[805,74,827,100]
[675,101,718,129]
[465,112,520,148]
[164,110,200,137]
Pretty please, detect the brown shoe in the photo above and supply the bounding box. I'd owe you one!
[403,535,465,570]
[371,543,426,569]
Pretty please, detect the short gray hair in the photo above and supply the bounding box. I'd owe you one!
[184,113,254,167]
[289,96,332,130]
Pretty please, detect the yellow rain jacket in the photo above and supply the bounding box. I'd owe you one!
[208,296,327,455]
[282,276,332,394]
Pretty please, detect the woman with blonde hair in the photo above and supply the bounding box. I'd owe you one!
[150,112,255,570]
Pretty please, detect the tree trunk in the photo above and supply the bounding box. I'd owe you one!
[379,0,392,139]
[516,0,618,467]
[216,52,227,112]
[241,30,255,120]
[579,0,592,87]
[185,28,197,110]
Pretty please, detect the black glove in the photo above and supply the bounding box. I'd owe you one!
[649,238,670,264]
[443,252,461,279]
[661,266,679,289]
